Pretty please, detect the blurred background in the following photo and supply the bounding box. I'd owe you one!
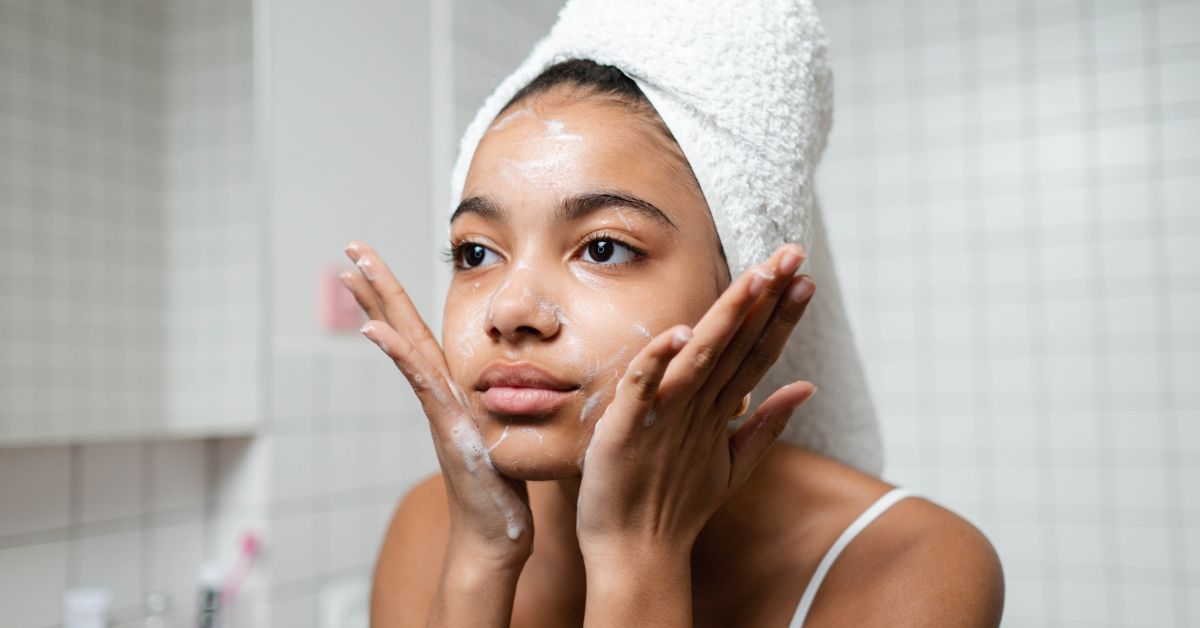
[0,1,1195,626]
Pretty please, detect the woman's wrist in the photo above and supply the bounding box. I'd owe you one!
[427,542,528,628]
[582,543,694,627]
[445,527,532,574]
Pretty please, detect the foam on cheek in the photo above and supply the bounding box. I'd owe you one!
[579,388,605,423]
[569,265,605,291]
[489,422,511,453]
[455,302,486,361]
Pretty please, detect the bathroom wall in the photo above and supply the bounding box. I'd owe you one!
[814,1,1198,626]
[256,0,440,624]
[0,0,167,442]
[0,0,260,445]
[163,0,261,435]
[0,0,257,625]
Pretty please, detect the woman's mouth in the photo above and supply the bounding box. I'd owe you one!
[482,386,578,415]
[477,361,580,415]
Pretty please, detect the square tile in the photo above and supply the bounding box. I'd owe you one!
[0,446,70,537]
[75,530,140,612]
[79,442,143,524]
[0,541,68,627]
[150,440,208,513]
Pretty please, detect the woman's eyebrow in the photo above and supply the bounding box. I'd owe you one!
[451,190,679,231]
[558,191,679,231]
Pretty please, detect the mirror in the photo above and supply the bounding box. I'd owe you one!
[0,1,261,444]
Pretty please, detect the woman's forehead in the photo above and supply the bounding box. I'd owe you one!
[461,98,706,229]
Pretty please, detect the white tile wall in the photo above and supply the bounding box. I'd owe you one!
[814,0,1199,626]
[0,0,167,443]
[0,439,216,627]
[0,0,259,444]
[1,0,258,626]
[163,0,260,435]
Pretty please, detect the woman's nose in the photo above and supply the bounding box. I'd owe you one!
[485,266,562,342]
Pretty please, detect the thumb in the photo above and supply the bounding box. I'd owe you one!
[728,381,817,487]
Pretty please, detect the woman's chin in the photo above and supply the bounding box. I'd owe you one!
[489,446,583,481]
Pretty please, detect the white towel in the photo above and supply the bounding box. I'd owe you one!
[447,0,883,475]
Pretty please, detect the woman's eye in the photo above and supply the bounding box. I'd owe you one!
[581,238,639,265]
[458,243,501,268]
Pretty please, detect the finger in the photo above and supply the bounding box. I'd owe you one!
[360,319,464,437]
[346,241,449,373]
[713,274,815,413]
[603,324,693,434]
[659,249,790,399]
[727,381,817,488]
[338,270,385,321]
[694,244,806,416]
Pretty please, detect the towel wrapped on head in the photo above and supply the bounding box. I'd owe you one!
[448,0,883,475]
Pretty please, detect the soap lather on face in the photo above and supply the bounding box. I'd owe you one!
[441,85,728,481]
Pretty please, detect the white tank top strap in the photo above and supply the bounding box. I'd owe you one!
[789,487,916,628]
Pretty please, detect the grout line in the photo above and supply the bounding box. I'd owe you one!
[65,444,81,589]
[1019,2,1064,621]
[1142,1,1192,624]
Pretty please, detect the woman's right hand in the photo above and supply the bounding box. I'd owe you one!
[341,241,534,570]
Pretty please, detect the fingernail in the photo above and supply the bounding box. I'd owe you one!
[788,277,813,303]
[671,327,692,351]
[750,267,773,297]
[337,271,354,286]
[345,242,361,260]
[779,251,801,276]
[360,322,375,338]
[356,256,375,281]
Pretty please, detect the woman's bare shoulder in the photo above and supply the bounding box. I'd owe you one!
[774,447,1004,627]
[370,473,449,627]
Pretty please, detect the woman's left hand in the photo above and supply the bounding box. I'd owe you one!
[576,243,817,615]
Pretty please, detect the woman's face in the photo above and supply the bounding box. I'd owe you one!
[443,90,728,480]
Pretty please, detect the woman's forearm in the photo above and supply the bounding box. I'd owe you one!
[426,542,526,628]
[583,547,693,627]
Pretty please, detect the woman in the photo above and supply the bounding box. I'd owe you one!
[342,56,1003,626]
[351,0,1003,623]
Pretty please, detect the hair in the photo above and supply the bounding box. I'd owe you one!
[494,58,730,280]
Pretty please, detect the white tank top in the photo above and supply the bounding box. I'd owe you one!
[788,487,915,627]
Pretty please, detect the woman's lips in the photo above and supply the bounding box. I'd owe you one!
[482,386,577,415]
[476,360,580,415]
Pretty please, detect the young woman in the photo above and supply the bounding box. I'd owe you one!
[341,58,1003,627]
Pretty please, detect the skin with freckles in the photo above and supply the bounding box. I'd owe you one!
[442,92,729,481]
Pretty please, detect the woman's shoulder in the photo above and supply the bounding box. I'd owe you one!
[766,444,1005,627]
[370,473,449,626]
